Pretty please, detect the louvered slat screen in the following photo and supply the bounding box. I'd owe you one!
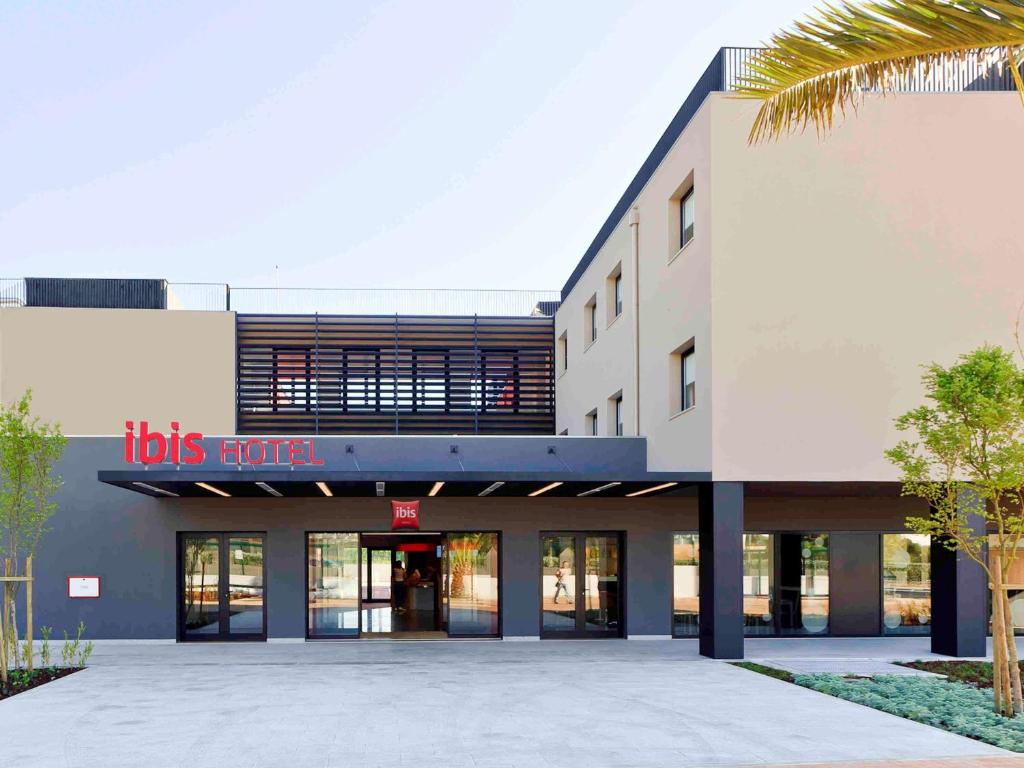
[236,314,555,435]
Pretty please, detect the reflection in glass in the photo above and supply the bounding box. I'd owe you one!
[778,533,829,635]
[744,534,774,635]
[445,533,499,636]
[990,535,1024,634]
[308,533,360,637]
[227,536,264,634]
[361,549,392,601]
[182,535,220,638]
[542,535,576,631]
[882,533,931,634]
[584,535,621,632]
[673,533,699,636]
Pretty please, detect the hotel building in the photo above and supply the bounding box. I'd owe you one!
[3,48,1023,657]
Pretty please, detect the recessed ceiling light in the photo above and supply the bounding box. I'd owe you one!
[528,481,563,497]
[577,482,621,497]
[428,481,444,497]
[256,482,282,497]
[625,482,678,497]
[316,482,333,497]
[196,482,230,497]
[132,482,179,497]
[479,481,504,497]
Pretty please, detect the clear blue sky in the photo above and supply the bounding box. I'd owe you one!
[0,1,814,291]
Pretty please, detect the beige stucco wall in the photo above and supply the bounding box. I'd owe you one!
[556,102,714,473]
[0,308,236,434]
[709,91,1024,481]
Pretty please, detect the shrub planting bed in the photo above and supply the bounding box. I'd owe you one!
[897,660,1018,689]
[1,667,83,701]
[732,662,1024,752]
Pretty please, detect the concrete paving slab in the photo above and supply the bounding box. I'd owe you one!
[0,641,1011,768]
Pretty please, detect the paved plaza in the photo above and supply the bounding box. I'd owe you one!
[1,638,1020,768]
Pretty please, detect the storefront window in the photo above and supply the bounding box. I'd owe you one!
[673,533,699,636]
[444,532,500,636]
[744,533,774,635]
[308,533,360,637]
[882,533,931,634]
[778,533,828,635]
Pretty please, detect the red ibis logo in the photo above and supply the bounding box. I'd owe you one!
[391,500,420,530]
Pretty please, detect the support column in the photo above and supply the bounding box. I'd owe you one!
[698,482,744,659]
[931,494,987,657]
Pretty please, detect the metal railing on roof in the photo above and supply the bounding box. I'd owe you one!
[0,278,560,317]
[720,46,1024,93]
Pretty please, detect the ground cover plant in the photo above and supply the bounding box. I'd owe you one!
[794,674,1024,752]
[898,660,1024,690]
[730,661,794,683]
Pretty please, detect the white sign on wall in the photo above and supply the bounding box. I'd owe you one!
[68,576,101,599]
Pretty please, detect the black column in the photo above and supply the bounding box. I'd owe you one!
[698,482,744,659]
[931,495,987,657]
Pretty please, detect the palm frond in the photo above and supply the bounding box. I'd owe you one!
[737,0,1024,143]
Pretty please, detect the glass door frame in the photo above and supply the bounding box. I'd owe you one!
[442,530,503,639]
[177,531,268,642]
[743,530,832,637]
[539,531,625,639]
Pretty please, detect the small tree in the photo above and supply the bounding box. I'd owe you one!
[0,390,66,685]
[886,346,1024,716]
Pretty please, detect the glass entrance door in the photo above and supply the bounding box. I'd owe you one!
[180,532,266,641]
[541,532,623,638]
[442,532,500,637]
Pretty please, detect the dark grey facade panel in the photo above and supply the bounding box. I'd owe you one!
[829,533,882,636]
[931,496,988,656]
[25,277,167,309]
[698,482,744,658]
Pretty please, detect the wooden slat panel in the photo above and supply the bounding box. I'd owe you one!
[236,314,555,435]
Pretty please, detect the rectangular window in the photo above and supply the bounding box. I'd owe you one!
[558,332,568,374]
[681,348,696,410]
[882,533,931,635]
[743,533,774,635]
[614,395,623,436]
[586,409,598,436]
[589,304,597,343]
[308,532,360,638]
[614,273,622,317]
[680,188,695,248]
[673,533,699,636]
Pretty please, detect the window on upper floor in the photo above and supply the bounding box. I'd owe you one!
[669,339,696,417]
[586,408,598,436]
[557,331,568,374]
[614,273,622,317]
[605,264,623,327]
[611,393,623,436]
[681,347,696,411]
[680,187,695,249]
[584,295,597,346]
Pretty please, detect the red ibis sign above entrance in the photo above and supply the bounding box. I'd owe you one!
[391,500,420,530]
[123,421,325,466]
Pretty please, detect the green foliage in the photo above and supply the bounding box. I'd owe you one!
[60,621,88,668]
[39,625,51,668]
[896,659,1019,689]
[0,389,67,563]
[797,675,1024,752]
[731,662,795,683]
[885,346,1024,570]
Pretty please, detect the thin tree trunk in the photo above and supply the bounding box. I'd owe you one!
[25,555,33,675]
[994,576,1006,714]
[1002,584,1023,714]
[994,564,1014,715]
[0,582,7,686]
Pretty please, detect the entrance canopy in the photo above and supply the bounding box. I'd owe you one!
[99,435,707,498]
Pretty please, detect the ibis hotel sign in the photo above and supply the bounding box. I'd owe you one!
[123,421,325,466]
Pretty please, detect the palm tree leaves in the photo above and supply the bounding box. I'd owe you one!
[737,1,1024,143]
